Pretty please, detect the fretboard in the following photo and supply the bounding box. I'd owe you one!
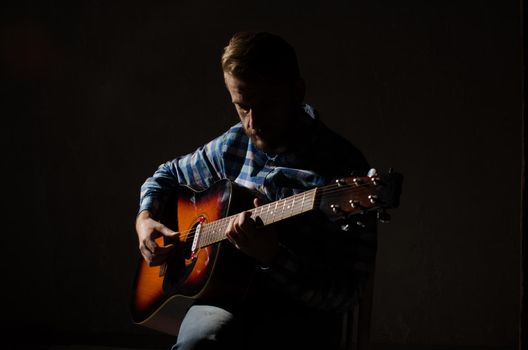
[197,188,319,248]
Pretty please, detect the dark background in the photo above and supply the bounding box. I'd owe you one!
[1,0,522,349]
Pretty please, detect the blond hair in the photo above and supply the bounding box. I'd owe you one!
[221,32,300,82]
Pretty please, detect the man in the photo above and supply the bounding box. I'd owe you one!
[135,31,377,350]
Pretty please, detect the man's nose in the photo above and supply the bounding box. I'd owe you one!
[248,109,261,130]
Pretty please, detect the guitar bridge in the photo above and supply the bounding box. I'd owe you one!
[190,216,205,259]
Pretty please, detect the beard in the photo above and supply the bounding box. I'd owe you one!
[242,104,299,154]
[245,127,288,154]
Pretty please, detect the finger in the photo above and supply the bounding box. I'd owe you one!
[225,217,234,236]
[226,232,240,249]
[225,218,240,249]
[141,242,175,265]
[140,245,153,262]
[254,215,264,227]
[234,211,253,233]
[145,239,172,254]
[253,197,266,207]
[155,222,179,238]
[144,222,178,254]
[149,252,170,266]
[151,244,175,255]
[225,216,235,235]
[232,213,243,232]
[144,239,159,253]
[226,217,245,248]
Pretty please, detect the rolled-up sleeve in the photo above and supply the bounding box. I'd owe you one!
[138,134,226,217]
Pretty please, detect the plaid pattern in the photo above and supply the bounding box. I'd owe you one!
[138,104,376,312]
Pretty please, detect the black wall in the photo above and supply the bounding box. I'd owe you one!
[1,0,521,348]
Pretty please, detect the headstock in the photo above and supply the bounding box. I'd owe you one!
[318,168,403,223]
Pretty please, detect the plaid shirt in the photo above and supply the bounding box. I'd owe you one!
[139,104,377,312]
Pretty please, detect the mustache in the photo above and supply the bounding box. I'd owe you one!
[246,127,265,137]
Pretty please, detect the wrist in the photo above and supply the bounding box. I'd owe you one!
[137,210,152,219]
[135,210,153,229]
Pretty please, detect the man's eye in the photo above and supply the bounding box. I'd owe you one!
[237,105,250,113]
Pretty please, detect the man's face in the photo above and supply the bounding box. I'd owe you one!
[224,72,300,154]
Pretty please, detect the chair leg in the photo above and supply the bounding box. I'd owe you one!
[357,265,376,350]
[340,264,377,350]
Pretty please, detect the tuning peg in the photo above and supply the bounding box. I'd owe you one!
[377,210,391,224]
[349,200,360,208]
[330,204,342,214]
[335,179,346,187]
[356,220,367,228]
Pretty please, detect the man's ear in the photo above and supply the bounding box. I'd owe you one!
[293,78,306,104]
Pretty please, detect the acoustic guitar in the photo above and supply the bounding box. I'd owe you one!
[130,169,403,335]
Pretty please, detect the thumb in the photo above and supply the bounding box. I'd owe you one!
[156,222,179,238]
[253,197,267,208]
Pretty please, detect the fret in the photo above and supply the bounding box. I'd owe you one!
[267,202,275,223]
[218,218,228,242]
[198,188,318,249]
[202,226,209,246]
[208,222,217,244]
[253,206,261,220]
[258,206,268,224]
[271,201,278,223]
[301,192,306,212]
[260,204,272,225]
[300,192,307,214]
[200,218,223,248]
[204,224,212,246]
[279,198,286,221]
[293,193,303,216]
[273,201,279,220]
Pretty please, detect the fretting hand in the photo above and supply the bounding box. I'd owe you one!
[225,198,280,266]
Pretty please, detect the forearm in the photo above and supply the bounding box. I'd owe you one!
[139,137,226,216]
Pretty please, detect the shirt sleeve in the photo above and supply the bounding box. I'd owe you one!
[138,133,227,218]
[262,211,378,313]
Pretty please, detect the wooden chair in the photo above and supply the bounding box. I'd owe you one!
[339,264,376,350]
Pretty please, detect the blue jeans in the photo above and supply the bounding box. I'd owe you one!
[171,302,341,350]
[171,305,240,350]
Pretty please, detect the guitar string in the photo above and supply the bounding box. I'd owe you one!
[171,185,374,239]
[171,181,381,244]
[164,180,384,244]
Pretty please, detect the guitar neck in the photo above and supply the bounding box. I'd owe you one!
[198,188,319,248]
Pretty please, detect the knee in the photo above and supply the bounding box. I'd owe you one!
[172,335,218,350]
[172,305,237,350]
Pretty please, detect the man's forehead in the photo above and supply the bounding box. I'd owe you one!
[225,73,257,94]
[224,73,288,101]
